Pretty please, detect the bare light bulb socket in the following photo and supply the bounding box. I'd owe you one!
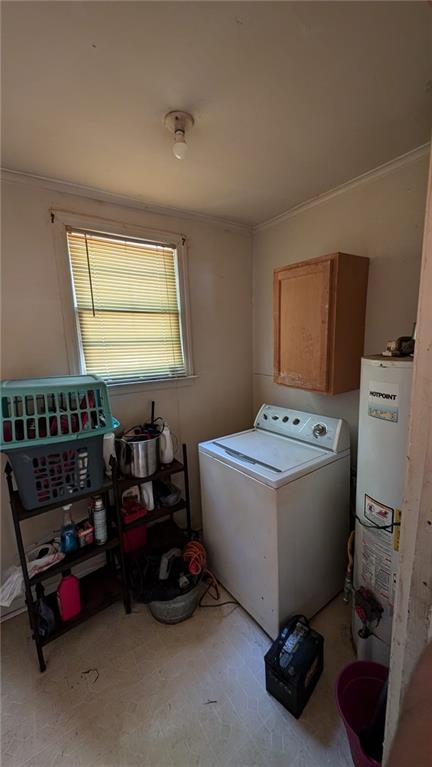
[173,129,187,160]
[164,110,194,161]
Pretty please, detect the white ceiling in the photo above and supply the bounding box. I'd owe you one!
[2,1,431,225]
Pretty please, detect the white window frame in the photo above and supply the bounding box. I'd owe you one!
[52,210,195,391]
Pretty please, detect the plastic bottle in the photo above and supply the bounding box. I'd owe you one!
[103,432,116,476]
[140,481,155,511]
[57,571,81,622]
[60,505,78,554]
[93,496,107,545]
[159,423,174,465]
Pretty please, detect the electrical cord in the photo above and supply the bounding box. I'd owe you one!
[347,530,354,575]
[354,513,400,532]
[182,541,238,609]
[183,540,207,575]
[199,578,238,609]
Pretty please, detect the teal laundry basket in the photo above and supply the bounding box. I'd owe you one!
[1,375,117,449]
[1,375,119,509]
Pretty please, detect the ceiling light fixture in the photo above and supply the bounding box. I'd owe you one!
[164,110,194,160]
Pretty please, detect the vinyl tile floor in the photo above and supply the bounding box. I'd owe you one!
[1,592,355,767]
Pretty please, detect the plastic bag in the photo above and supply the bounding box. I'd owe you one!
[35,585,56,638]
[0,566,24,607]
[1,550,65,607]
[27,546,64,574]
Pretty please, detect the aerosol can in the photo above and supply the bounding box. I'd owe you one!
[92,496,107,545]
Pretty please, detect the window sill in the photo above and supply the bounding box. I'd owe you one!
[107,375,199,397]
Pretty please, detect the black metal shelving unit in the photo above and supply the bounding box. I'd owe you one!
[4,444,193,672]
[117,444,192,540]
[5,459,131,673]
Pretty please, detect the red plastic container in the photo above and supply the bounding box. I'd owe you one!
[57,573,81,621]
[336,661,388,767]
[122,525,147,553]
[121,500,148,553]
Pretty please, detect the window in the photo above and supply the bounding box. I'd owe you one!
[66,227,190,385]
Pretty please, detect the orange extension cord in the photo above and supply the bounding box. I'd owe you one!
[183,540,207,576]
[183,541,237,608]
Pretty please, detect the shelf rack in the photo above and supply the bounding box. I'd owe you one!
[117,446,192,539]
[5,459,131,673]
[4,443,192,672]
[40,567,123,647]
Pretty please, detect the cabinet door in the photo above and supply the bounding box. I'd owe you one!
[274,258,333,391]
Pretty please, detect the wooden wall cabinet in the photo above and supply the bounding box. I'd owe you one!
[273,252,369,394]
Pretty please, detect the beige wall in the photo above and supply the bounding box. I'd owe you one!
[1,150,428,610]
[253,153,429,457]
[0,178,253,587]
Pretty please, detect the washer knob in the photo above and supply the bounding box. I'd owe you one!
[313,423,327,438]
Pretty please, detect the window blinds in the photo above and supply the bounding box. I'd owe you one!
[66,229,186,384]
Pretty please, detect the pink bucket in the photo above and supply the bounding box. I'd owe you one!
[336,661,388,767]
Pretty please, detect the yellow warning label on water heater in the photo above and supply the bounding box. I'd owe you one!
[394,509,402,551]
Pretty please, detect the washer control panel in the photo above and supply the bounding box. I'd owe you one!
[254,404,349,453]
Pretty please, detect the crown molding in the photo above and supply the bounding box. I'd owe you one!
[254,143,430,233]
[0,168,252,234]
[2,142,429,236]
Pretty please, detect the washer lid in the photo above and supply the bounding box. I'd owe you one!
[199,429,346,488]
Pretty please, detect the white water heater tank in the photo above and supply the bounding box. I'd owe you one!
[353,356,413,665]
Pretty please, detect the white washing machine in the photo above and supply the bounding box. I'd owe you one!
[199,404,350,639]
